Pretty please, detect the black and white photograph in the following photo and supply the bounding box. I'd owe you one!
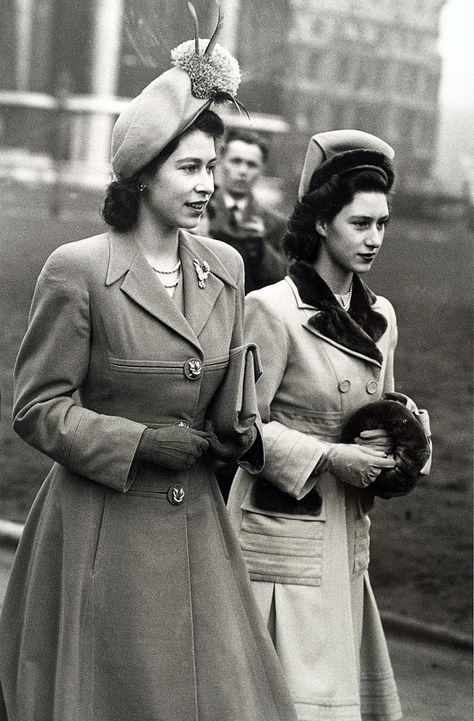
[0,1,472,719]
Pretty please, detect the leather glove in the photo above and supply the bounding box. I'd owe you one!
[204,420,257,462]
[324,443,397,488]
[135,426,210,472]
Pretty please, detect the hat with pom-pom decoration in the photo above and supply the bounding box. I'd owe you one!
[112,3,242,178]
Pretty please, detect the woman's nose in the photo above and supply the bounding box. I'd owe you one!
[365,224,383,246]
[195,171,214,194]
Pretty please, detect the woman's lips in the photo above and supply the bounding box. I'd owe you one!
[186,201,207,212]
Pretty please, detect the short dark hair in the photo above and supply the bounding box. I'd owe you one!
[283,165,394,264]
[102,109,225,232]
[223,128,268,163]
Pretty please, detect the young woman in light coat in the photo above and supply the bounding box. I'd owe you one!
[228,130,409,721]
[0,34,297,721]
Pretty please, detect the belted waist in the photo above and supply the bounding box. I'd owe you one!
[270,404,343,440]
[143,417,206,431]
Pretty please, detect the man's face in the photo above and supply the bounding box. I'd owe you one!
[220,139,264,198]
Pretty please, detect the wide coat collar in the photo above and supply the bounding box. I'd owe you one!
[287,262,388,367]
[105,229,237,353]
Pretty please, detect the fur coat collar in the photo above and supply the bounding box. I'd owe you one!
[288,261,387,364]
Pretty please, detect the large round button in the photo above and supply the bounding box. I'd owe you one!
[168,484,186,505]
[366,380,378,394]
[184,358,202,380]
[338,379,351,393]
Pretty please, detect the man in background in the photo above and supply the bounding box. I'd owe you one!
[207,128,287,294]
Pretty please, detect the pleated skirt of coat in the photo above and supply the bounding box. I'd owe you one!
[0,460,297,721]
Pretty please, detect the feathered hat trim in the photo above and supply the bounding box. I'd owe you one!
[171,39,241,100]
[111,1,245,178]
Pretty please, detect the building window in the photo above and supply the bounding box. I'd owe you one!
[308,50,321,79]
[330,100,347,130]
[337,54,352,83]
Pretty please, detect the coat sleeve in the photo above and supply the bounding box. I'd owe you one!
[12,247,147,492]
[244,292,326,499]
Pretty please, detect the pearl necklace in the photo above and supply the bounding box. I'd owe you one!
[335,279,353,311]
[151,259,181,289]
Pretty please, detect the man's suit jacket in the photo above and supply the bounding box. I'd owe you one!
[207,189,287,293]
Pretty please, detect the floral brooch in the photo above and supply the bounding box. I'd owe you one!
[193,258,211,288]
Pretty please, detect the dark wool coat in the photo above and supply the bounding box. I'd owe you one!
[0,230,297,721]
[207,189,287,293]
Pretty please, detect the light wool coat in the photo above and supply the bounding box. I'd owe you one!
[228,276,403,721]
[0,230,297,721]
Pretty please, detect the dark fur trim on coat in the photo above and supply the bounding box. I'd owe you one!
[289,262,388,364]
[252,479,323,516]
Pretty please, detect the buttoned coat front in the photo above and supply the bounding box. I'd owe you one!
[228,277,402,721]
[0,230,297,721]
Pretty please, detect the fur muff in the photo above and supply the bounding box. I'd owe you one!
[341,399,430,498]
[289,262,388,363]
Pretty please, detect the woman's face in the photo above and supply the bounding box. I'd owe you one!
[316,191,389,276]
[143,129,217,231]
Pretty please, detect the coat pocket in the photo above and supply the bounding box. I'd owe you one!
[238,485,326,586]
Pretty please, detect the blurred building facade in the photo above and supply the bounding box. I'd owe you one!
[235,0,447,193]
[0,0,447,197]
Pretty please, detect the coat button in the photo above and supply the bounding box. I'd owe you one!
[176,421,189,428]
[338,379,351,393]
[366,380,378,394]
[168,484,186,505]
[184,358,202,380]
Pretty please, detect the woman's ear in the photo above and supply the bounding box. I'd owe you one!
[315,219,327,237]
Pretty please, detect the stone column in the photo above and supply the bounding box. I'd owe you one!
[220,0,241,55]
[82,0,124,168]
[15,0,35,89]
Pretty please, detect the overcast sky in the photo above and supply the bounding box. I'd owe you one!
[438,0,474,110]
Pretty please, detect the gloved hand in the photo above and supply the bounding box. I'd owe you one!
[135,426,210,472]
[204,420,257,461]
[355,428,394,455]
[324,443,397,488]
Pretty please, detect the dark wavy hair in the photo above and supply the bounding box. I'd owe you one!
[102,109,225,232]
[283,156,394,264]
[222,127,269,163]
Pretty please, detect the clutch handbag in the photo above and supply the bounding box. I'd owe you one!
[207,343,262,437]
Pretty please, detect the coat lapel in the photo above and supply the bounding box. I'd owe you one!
[105,231,201,352]
[179,229,236,338]
[287,264,388,367]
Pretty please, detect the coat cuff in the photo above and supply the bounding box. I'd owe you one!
[238,418,264,474]
[259,420,326,499]
[67,409,147,492]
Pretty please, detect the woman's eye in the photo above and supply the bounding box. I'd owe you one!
[181,165,197,173]
[354,221,369,229]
